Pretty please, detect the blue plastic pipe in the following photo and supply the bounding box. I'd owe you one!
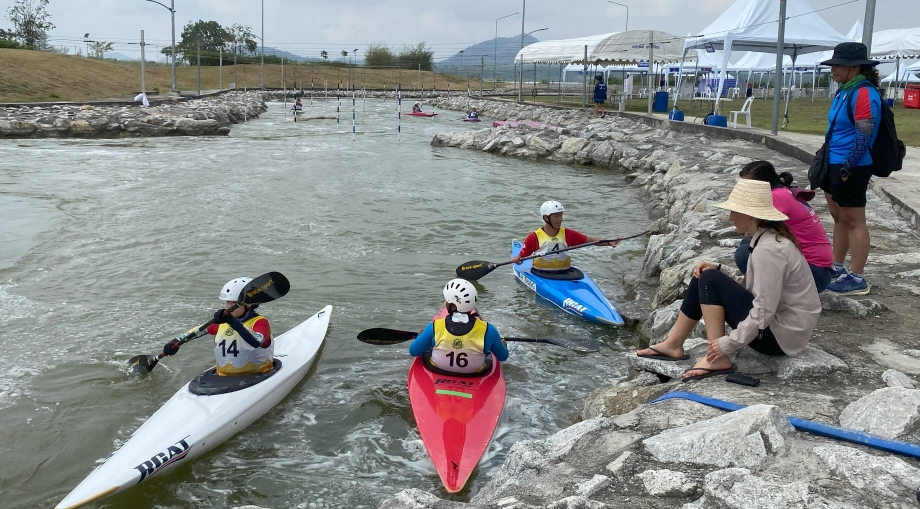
[651,391,920,460]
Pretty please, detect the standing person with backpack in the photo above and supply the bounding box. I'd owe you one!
[817,43,882,295]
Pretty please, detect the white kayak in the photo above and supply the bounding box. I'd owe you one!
[56,305,333,509]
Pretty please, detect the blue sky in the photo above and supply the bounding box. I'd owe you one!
[1,0,914,63]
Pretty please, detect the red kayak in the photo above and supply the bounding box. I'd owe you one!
[407,111,437,117]
[408,308,506,493]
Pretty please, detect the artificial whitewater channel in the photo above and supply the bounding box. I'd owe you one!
[0,98,649,508]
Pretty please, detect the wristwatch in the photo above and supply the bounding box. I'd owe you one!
[840,165,852,178]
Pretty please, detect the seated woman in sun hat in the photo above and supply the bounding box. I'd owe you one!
[635,179,821,382]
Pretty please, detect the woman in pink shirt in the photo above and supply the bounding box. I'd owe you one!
[734,161,835,293]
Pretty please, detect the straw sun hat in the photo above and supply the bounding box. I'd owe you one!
[713,179,789,222]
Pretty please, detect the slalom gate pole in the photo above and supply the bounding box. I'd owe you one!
[397,83,402,142]
[352,86,356,141]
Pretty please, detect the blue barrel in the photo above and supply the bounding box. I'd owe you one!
[653,91,669,112]
[668,109,685,121]
[885,98,895,108]
[708,114,728,128]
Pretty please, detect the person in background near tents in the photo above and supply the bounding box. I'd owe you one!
[409,279,508,374]
[746,82,754,98]
[467,107,479,120]
[511,201,619,276]
[162,277,273,376]
[818,42,881,295]
[635,179,821,382]
[593,75,608,118]
[412,101,422,113]
[735,161,835,293]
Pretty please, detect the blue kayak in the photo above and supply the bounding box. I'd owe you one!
[511,239,624,326]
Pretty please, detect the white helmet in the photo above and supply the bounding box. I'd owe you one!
[443,278,478,313]
[220,277,253,301]
[540,200,565,217]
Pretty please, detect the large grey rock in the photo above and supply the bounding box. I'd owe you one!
[637,469,698,497]
[774,345,849,379]
[838,386,920,439]
[814,444,920,500]
[377,489,464,509]
[643,405,795,468]
[694,468,843,509]
[580,379,673,419]
[883,369,916,389]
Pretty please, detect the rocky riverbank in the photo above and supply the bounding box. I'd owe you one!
[376,97,920,508]
[0,91,268,138]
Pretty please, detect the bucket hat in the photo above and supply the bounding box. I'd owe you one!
[820,42,879,67]
[713,179,789,222]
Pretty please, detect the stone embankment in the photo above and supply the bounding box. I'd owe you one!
[377,97,920,508]
[0,91,268,138]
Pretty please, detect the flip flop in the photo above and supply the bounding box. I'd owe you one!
[636,346,691,362]
[681,363,737,383]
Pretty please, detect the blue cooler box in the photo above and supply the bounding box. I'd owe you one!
[653,91,669,112]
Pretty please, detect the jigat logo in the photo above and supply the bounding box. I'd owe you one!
[563,298,588,315]
[434,378,474,387]
[133,438,192,484]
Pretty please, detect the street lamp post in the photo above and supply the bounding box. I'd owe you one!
[517,28,548,102]
[607,1,628,31]
[494,12,518,91]
[260,0,264,89]
[144,0,177,92]
[459,50,464,71]
[350,48,359,90]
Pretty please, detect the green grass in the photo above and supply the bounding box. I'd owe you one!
[528,94,920,147]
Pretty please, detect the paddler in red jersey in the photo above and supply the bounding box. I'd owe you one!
[511,200,619,277]
[409,279,508,374]
[161,277,274,376]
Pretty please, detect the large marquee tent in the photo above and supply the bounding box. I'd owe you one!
[682,0,850,130]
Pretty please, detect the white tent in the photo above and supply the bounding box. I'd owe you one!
[881,68,920,83]
[871,28,920,59]
[515,32,619,64]
[908,60,920,71]
[684,0,850,127]
[589,30,692,65]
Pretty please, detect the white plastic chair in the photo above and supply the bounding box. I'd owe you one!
[703,86,713,98]
[730,87,741,99]
[638,88,648,98]
[730,97,754,128]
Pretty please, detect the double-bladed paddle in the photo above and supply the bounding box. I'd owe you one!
[356,327,599,353]
[128,271,291,375]
[455,231,650,280]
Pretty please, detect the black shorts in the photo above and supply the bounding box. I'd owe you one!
[822,163,872,208]
[594,100,605,105]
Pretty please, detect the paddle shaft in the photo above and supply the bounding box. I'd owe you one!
[356,327,598,352]
[144,303,243,369]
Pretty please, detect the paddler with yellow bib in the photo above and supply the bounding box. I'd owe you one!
[161,277,274,376]
[511,200,619,276]
[409,279,508,374]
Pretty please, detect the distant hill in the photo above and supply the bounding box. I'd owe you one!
[437,35,540,68]
[104,51,133,61]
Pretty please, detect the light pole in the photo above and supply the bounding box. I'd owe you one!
[518,27,548,102]
[350,48,358,90]
[82,33,93,58]
[494,12,518,91]
[260,0,264,89]
[144,0,177,92]
[459,50,464,70]
[607,1,628,31]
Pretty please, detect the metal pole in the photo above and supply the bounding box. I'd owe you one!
[480,56,484,97]
[771,0,787,135]
[520,0,525,97]
[170,0,176,92]
[197,39,201,96]
[647,31,654,115]
[582,45,587,107]
[519,54,524,102]
[862,0,876,54]
[219,47,222,91]
[140,30,146,95]
[234,51,237,90]
[260,0,265,89]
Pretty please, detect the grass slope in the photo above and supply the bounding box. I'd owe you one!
[0,49,467,103]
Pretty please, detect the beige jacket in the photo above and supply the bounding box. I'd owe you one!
[717,228,821,357]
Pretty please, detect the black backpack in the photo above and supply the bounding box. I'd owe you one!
[846,81,907,177]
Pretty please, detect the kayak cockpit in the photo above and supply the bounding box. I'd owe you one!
[188,359,283,396]
[421,350,493,378]
[530,267,585,281]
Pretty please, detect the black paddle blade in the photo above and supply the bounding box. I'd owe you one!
[239,271,290,304]
[357,328,419,345]
[127,354,159,375]
[455,261,498,280]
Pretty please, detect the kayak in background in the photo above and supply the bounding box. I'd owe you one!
[407,307,505,494]
[511,239,623,326]
[55,306,333,509]
[407,111,438,117]
[463,117,481,122]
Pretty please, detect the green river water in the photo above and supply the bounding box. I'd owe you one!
[0,99,648,508]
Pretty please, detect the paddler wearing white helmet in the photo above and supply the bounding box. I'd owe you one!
[510,200,620,274]
[408,278,508,374]
[412,101,422,113]
[162,277,274,376]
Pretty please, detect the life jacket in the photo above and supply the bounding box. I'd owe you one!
[213,315,273,376]
[532,227,571,271]
[429,317,488,374]
[469,111,479,118]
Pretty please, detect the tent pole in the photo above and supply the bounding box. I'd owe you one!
[782,49,797,130]
[771,0,787,135]
[647,31,653,115]
[582,45,587,108]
